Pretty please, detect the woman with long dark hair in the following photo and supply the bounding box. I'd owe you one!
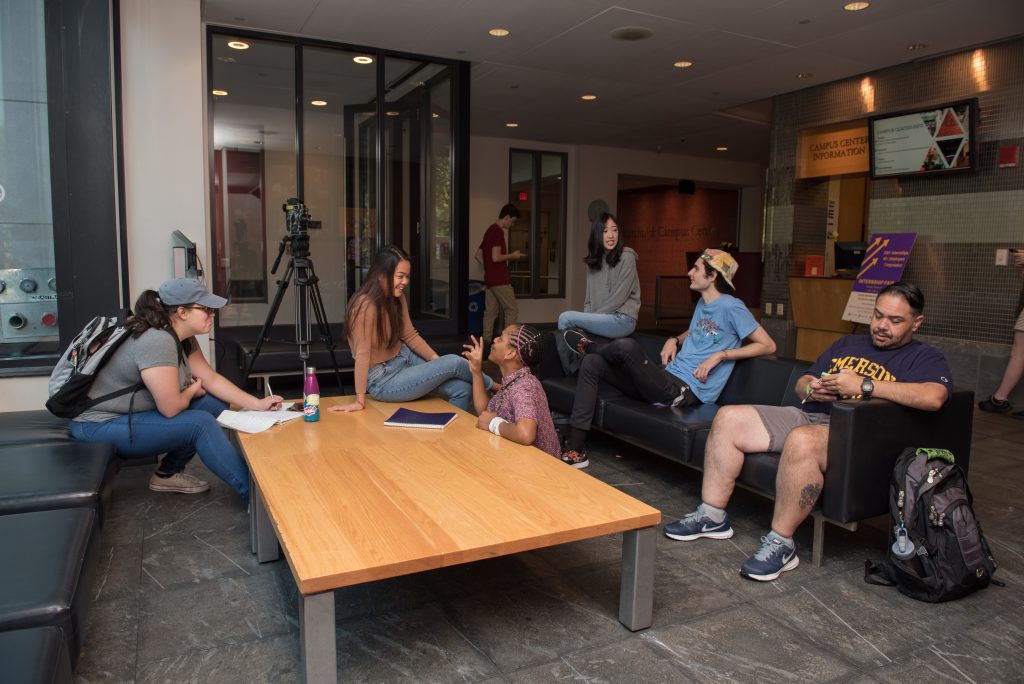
[68,278,282,500]
[330,245,492,413]
[557,213,640,367]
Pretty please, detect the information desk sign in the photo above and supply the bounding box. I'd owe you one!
[842,232,917,324]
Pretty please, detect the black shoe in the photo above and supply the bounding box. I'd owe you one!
[978,396,1012,414]
[562,328,593,357]
[559,448,590,469]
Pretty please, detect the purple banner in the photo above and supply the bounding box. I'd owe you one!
[852,232,917,294]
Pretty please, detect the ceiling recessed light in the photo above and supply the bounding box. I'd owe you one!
[211,89,228,96]
[505,122,519,128]
[311,100,327,107]
[385,111,400,117]
[353,55,373,65]
[581,94,597,101]
[432,112,440,118]
[716,146,728,152]
[488,28,510,37]
[907,43,928,51]
[797,72,814,79]
[227,40,249,50]
[843,2,870,10]
[673,60,693,69]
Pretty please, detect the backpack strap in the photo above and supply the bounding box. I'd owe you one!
[863,560,897,587]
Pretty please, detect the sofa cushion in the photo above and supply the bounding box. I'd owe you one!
[0,626,71,684]
[717,356,810,407]
[0,508,100,669]
[0,411,71,446]
[0,442,116,523]
[599,397,720,464]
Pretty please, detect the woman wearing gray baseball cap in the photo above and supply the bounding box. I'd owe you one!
[68,278,282,500]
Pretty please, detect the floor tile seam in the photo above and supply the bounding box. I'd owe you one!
[433,601,505,677]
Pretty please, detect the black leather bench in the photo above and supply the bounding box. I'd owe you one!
[0,442,116,524]
[0,626,72,684]
[537,332,974,564]
[0,508,100,670]
[0,411,71,447]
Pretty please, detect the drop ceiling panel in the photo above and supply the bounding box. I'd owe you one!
[204,0,320,33]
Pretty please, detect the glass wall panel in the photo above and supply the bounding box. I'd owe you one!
[210,36,297,327]
[508,150,566,297]
[302,46,377,321]
[0,0,60,362]
[537,153,566,296]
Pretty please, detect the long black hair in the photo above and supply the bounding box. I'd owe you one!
[584,212,624,270]
[127,290,175,339]
[345,245,410,349]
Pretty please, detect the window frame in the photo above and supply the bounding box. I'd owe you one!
[507,148,567,299]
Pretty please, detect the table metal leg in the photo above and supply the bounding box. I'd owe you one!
[251,478,280,563]
[300,590,336,684]
[249,474,256,554]
[619,526,655,631]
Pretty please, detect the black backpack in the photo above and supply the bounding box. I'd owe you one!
[865,447,998,602]
[45,313,144,419]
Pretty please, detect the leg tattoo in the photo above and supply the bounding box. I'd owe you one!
[798,483,821,510]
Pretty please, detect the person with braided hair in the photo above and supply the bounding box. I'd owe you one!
[463,325,560,458]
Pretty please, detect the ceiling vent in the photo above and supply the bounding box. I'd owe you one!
[610,26,653,41]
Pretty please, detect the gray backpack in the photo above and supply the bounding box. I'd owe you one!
[865,447,998,602]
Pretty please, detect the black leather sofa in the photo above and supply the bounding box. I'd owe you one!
[537,332,974,564]
[0,410,113,682]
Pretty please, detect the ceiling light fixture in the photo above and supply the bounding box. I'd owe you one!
[432,112,440,118]
[797,72,814,79]
[843,2,870,10]
[385,111,400,117]
[907,43,928,51]
[211,89,228,96]
[505,122,519,128]
[227,40,249,50]
[673,61,693,69]
[716,146,728,151]
[488,28,510,37]
[581,94,597,101]
[353,55,373,65]
[311,100,327,107]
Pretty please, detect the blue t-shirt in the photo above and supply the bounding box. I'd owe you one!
[803,335,953,414]
[665,295,758,403]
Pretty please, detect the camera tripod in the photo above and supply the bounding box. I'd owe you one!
[243,231,344,394]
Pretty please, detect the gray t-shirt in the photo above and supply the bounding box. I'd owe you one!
[76,328,193,423]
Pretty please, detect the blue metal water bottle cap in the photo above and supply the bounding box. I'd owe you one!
[891,525,915,560]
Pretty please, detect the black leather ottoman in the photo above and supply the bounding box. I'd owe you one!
[0,508,100,670]
[0,626,72,684]
[0,411,70,446]
[0,442,116,524]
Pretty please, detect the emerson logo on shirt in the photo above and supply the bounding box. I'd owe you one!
[824,356,896,382]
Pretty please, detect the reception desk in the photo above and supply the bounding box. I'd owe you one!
[788,276,857,361]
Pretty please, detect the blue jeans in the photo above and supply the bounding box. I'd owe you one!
[69,394,249,499]
[558,311,636,338]
[367,344,492,412]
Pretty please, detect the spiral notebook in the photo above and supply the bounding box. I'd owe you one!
[383,407,457,429]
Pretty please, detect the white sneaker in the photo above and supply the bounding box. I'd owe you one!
[148,471,210,494]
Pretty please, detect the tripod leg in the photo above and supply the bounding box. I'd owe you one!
[304,263,346,394]
[244,263,293,383]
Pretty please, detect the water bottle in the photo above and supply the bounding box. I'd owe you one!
[303,366,320,422]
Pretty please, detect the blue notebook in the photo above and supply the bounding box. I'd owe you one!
[384,407,457,429]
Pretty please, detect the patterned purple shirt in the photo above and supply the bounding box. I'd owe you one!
[486,367,560,458]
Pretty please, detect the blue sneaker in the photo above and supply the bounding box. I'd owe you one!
[740,533,800,581]
[664,507,733,541]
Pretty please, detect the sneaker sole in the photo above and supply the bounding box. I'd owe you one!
[148,483,210,494]
[664,527,734,541]
[740,555,800,582]
[568,460,589,469]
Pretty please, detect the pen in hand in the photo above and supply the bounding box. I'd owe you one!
[265,378,282,410]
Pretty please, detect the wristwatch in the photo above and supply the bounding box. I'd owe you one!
[860,377,875,400]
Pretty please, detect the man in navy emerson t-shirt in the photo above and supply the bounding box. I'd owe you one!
[665,281,953,582]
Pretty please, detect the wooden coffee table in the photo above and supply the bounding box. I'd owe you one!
[237,396,660,684]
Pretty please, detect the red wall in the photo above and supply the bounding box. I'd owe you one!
[616,186,739,305]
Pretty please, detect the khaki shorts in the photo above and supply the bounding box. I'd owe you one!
[1015,307,1024,332]
[752,405,831,452]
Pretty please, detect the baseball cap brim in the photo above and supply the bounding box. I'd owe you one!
[195,292,228,309]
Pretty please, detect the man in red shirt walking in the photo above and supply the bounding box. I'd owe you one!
[476,204,523,344]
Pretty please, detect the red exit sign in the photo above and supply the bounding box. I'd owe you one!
[518,192,528,201]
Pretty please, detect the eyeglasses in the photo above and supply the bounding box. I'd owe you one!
[186,304,216,315]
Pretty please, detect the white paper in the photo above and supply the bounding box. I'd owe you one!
[217,407,303,433]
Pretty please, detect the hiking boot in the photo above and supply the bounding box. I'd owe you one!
[978,396,1012,414]
[559,448,590,469]
[149,471,210,494]
[562,328,593,357]
[664,507,733,541]
[740,532,799,581]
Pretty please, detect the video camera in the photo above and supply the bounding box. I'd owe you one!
[282,198,321,235]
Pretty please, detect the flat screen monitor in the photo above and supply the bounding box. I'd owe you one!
[869,99,976,179]
[835,242,867,273]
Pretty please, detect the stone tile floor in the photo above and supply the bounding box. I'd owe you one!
[75,408,1024,683]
